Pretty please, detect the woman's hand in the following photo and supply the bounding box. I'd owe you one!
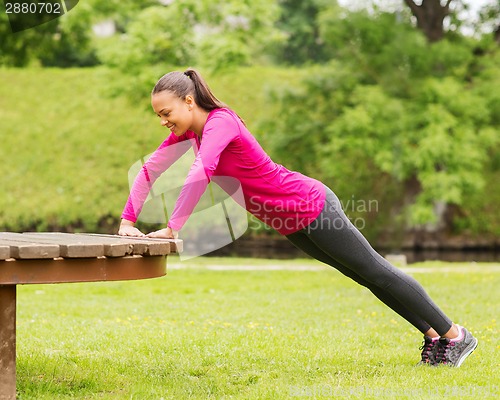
[118,219,145,237]
[146,227,178,239]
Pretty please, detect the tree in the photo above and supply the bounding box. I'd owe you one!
[403,0,454,42]
[266,10,499,235]
[275,0,331,65]
[0,10,60,66]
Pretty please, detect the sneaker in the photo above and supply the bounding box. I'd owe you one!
[436,326,478,367]
[417,336,439,365]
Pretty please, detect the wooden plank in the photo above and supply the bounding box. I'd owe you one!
[23,232,174,256]
[15,243,60,259]
[74,233,155,256]
[23,232,130,257]
[95,234,182,254]
[0,245,10,260]
[84,234,176,255]
[17,233,104,258]
[0,234,60,259]
[0,233,100,259]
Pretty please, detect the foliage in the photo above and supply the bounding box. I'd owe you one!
[38,2,99,67]
[0,1,97,67]
[93,0,284,73]
[267,10,500,230]
[195,0,285,69]
[2,0,499,69]
[95,4,195,72]
[1,0,283,70]
[274,0,332,65]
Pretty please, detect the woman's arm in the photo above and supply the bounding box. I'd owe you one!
[119,133,194,231]
[167,111,240,232]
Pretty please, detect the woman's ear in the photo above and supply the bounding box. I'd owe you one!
[185,95,195,110]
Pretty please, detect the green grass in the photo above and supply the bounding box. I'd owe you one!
[15,258,500,399]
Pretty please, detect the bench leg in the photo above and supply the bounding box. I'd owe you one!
[0,284,16,400]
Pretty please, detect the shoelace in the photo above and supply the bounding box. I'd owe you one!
[436,339,455,364]
[419,338,435,362]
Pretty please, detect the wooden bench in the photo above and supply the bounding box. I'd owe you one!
[0,232,182,400]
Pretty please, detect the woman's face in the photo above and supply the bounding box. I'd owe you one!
[151,91,194,136]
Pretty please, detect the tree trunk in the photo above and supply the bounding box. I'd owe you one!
[404,0,453,42]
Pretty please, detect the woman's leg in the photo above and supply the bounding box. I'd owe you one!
[286,229,432,334]
[301,186,453,336]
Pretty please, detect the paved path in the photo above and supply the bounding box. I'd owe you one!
[169,262,500,273]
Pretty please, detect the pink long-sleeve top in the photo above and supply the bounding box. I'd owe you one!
[121,108,326,235]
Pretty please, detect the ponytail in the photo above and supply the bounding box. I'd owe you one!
[183,68,228,111]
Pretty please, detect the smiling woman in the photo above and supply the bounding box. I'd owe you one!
[151,70,236,143]
[152,69,228,136]
[152,91,199,136]
[117,67,478,368]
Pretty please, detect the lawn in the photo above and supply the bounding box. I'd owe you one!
[16,257,500,399]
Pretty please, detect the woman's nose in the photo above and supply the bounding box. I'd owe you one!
[161,118,169,126]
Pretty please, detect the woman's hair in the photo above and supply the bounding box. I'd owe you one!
[152,68,227,112]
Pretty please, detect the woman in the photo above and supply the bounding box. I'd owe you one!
[118,68,477,367]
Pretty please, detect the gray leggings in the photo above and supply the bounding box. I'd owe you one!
[286,186,453,336]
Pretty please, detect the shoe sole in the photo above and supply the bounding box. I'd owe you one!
[455,337,478,367]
